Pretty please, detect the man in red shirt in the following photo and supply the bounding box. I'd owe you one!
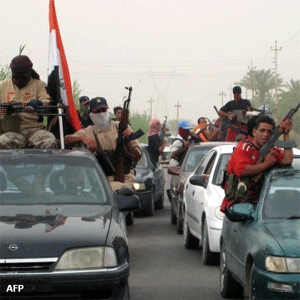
[221,115,293,212]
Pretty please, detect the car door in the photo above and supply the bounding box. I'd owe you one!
[186,151,216,234]
[195,151,218,235]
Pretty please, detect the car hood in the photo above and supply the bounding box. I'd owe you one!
[264,220,300,256]
[0,205,112,259]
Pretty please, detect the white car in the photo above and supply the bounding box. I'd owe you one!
[183,144,236,265]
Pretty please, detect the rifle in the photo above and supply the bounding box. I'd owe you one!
[114,87,144,182]
[159,116,168,160]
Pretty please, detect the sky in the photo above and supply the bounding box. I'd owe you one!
[1,0,299,127]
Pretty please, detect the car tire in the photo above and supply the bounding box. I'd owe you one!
[171,206,177,225]
[220,243,243,298]
[125,211,134,226]
[155,192,164,209]
[245,263,258,300]
[144,193,155,217]
[202,220,219,265]
[184,215,199,249]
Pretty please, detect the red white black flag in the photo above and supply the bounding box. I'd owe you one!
[48,0,81,133]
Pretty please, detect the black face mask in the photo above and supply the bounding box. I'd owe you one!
[12,71,31,89]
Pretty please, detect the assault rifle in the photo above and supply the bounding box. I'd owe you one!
[159,115,168,160]
[114,87,144,182]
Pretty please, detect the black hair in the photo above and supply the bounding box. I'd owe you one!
[197,117,206,124]
[113,106,122,114]
[253,115,275,130]
[232,86,242,94]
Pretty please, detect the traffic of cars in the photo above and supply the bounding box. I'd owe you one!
[1,143,300,299]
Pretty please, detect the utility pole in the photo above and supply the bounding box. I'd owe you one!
[219,91,226,107]
[148,98,154,120]
[175,101,181,125]
[271,41,282,118]
[248,60,256,103]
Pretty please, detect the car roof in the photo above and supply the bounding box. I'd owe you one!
[188,141,236,150]
[0,148,97,161]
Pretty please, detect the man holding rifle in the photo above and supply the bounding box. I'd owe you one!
[0,55,56,149]
[218,86,252,141]
[64,96,141,192]
[220,115,293,213]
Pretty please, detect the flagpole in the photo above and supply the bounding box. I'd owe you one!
[58,107,65,149]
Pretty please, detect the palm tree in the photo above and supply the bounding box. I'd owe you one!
[278,79,300,136]
[237,69,283,109]
[72,80,82,109]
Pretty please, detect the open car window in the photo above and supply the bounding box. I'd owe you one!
[0,158,110,205]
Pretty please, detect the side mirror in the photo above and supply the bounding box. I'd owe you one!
[226,203,254,222]
[189,175,208,188]
[114,188,141,212]
[168,166,181,176]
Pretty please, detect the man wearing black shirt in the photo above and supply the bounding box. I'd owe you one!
[218,86,252,141]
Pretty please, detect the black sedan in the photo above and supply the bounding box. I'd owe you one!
[133,145,165,216]
[0,148,140,299]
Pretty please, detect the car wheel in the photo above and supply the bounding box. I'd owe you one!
[144,193,154,216]
[220,243,243,298]
[183,215,199,249]
[125,211,134,226]
[202,220,219,265]
[245,263,258,300]
[171,205,177,225]
[155,192,164,209]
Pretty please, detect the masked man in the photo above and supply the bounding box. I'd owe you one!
[64,97,141,192]
[0,55,56,148]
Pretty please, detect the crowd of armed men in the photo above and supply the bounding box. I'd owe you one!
[0,55,294,214]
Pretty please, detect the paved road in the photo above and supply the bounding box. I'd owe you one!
[127,167,224,300]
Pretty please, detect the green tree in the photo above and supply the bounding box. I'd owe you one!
[129,111,149,144]
[278,79,300,141]
[0,64,11,81]
[238,69,283,108]
[72,80,82,109]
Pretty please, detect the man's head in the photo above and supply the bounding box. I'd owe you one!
[178,120,192,140]
[233,86,242,100]
[79,96,90,106]
[63,166,85,190]
[197,117,207,129]
[10,55,33,89]
[252,115,275,148]
[113,106,123,121]
[89,97,108,113]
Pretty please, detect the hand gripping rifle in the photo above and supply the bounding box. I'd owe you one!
[114,87,144,182]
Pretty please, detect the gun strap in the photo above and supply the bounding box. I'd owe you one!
[92,128,116,173]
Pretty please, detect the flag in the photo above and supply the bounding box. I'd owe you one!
[48,0,81,133]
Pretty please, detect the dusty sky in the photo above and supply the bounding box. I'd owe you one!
[1,0,299,126]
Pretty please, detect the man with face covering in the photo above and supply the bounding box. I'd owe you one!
[64,97,141,192]
[0,55,56,148]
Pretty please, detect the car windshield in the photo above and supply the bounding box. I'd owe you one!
[262,170,300,219]
[136,149,149,169]
[0,157,110,205]
[213,153,231,186]
[183,148,211,173]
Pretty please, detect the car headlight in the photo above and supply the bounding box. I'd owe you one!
[265,256,300,273]
[54,247,117,270]
[214,206,225,220]
[133,182,145,191]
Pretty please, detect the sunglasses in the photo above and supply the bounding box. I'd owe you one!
[91,107,108,114]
